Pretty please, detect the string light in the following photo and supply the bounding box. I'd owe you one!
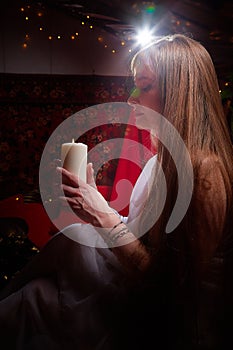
[17,2,133,53]
[12,0,229,79]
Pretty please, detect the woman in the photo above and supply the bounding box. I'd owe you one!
[0,34,232,349]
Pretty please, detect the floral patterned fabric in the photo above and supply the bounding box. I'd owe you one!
[0,73,133,200]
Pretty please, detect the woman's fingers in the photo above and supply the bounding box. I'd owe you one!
[57,165,96,189]
[61,184,81,198]
[56,165,112,226]
[56,166,81,187]
[60,196,82,208]
[86,163,97,189]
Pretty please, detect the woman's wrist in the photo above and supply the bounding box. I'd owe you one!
[97,211,122,229]
[96,211,136,248]
[101,221,135,248]
[107,224,131,247]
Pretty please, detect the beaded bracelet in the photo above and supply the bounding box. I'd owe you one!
[108,227,130,247]
[107,221,123,236]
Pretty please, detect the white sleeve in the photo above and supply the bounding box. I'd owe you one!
[110,155,157,225]
[127,155,157,223]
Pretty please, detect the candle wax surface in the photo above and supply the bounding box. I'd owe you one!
[61,142,88,182]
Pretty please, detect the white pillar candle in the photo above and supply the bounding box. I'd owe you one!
[61,140,88,182]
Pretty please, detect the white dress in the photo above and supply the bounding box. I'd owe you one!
[0,155,157,350]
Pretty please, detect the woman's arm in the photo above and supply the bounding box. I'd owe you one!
[57,166,152,274]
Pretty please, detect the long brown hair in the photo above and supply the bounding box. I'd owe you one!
[131,34,233,248]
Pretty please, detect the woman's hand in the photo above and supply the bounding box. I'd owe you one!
[86,162,97,189]
[56,163,118,228]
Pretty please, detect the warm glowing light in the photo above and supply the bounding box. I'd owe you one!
[129,49,132,52]
[15,197,19,200]
[89,25,93,29]
[225,82,229,86]
[104,45,108,48]
[81,22,85,25]
[31,247,39,251]
[135,27,156,46]
[20,7,25,12]
[25,34,29,39]
[48,36,52,40]
[57,35,61,39]
[121,41,125,46]
[37,12,43,17]
[71,35,75,40]
[87,15,90,19]
[39,27,43,31]
[25,16,29,20]
[112,49,116,53]
[75,32,79,36]
[22,43,27,48]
